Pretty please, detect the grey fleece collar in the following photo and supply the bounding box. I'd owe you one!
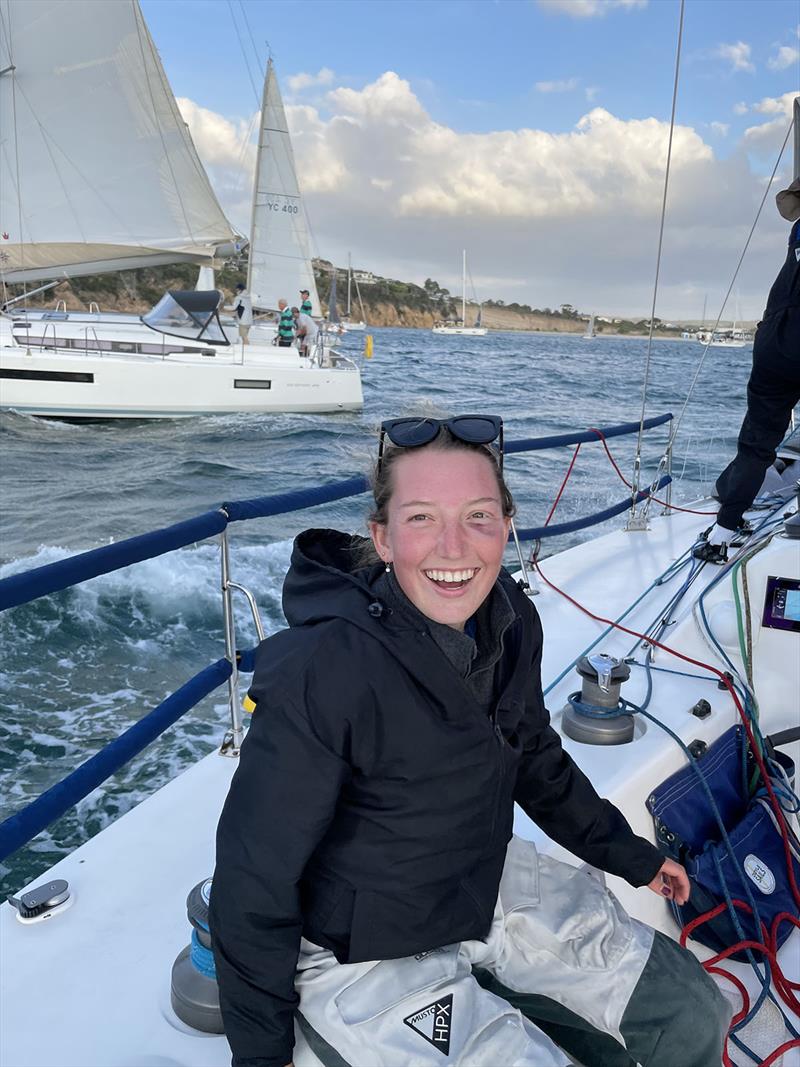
[373,569,516,679]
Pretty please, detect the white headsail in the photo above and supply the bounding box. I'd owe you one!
[0,0,238,283]
[247,60,319,315]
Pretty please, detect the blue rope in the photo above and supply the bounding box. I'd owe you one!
[542,550,694,697]
[190,928,217,980]
[633,671,799,1042]
[567,693,631,719]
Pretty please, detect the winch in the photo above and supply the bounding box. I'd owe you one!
[171,878,224,1033]
[561,653,635,745]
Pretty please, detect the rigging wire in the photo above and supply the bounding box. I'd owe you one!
[228,0,261,107]
[631,0,685,508]
[238,0,266,80]
[665,114,795,454]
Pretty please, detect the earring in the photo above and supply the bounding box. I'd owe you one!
[385,561,392,573]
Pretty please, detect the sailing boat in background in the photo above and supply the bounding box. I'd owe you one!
[247,60,320,318]
[432,250,488,336]
[342,253,367,332]
[582,313,597,339]
[0,0,362,417]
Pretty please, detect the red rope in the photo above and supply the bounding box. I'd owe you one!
[586,426,717,516]
[533,557,800,1065]
[544,444,581,526]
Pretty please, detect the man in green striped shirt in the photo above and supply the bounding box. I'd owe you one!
[277,298,294,347]
[300,289,314,316]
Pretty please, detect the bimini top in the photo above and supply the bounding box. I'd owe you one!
[141,290,230,346]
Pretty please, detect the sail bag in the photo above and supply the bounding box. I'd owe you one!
[647,726,799,958]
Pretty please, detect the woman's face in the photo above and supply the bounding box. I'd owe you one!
[369,448,511,630]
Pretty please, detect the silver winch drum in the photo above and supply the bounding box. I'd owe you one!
[561,653,634,745]
[170,878,224,1033]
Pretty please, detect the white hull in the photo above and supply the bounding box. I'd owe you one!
[1,487,798,1065]
[708,339,749,348]
[342,321,367,332]
[431,326,488,336]
[0,315,363,418]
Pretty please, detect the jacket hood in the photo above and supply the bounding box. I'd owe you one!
[282,528,402,631]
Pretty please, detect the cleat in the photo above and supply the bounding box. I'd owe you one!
[730,520,754,547]
[692,539,728,565]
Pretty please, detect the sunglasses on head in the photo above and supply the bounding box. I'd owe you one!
[377,415,503,474]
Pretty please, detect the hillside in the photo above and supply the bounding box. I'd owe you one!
[3,258,681,336]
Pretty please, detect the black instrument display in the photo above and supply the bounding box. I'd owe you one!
[762,576,800,633]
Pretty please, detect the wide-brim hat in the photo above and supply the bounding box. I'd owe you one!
[776,178,800,222]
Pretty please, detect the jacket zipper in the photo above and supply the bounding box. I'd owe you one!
[487,711,505,846]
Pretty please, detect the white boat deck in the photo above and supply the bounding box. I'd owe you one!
[1,496,798,1066]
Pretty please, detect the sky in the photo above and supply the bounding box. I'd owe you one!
[142,0,800,321]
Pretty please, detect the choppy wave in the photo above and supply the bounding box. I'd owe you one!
[0,327,747,895]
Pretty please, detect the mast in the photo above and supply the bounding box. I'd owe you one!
[347,252,352,317]
[462,249,466,325]
[794,96,799,182]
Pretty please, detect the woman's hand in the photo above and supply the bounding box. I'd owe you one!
[647,858,690,905]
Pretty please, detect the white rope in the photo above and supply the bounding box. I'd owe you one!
[630,0,685,507]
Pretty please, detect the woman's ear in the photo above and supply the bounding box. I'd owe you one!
[368,520,391,563]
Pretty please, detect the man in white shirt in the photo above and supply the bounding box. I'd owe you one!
[292,306,318,358]
[232,283,253,344]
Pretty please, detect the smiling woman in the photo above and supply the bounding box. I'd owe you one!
[368,415,513,629]
[209,416,730,1067]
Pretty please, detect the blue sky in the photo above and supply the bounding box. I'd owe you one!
[143,0,799,318]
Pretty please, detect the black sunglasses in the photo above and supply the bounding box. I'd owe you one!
[377,415,504,474]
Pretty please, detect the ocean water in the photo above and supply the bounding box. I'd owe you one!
[0,327,754,896]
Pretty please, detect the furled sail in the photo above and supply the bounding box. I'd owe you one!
[247,60,320,315]
[0,0,238,283]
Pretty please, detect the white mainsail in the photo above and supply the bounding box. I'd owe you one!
[0,0,238,283]
[247,60,320,315]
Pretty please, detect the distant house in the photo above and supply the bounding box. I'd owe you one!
[352,270,376,285]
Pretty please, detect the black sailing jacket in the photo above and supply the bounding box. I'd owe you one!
[210,529,664,1067]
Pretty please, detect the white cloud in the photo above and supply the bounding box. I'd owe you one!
[286,68,335,93]
[535,77,579,93]
[179,71,788,319]
[176,97,255,225]
[710,122,729,137]
[585,86,599,102]
[536,0,646,17]
[733,101,748,115]
[714,42,755,73]
[767,45,799,71]
[744,91,796,143]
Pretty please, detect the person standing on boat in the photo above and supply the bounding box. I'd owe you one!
[299,288,314,316]
[231,282,253,345]
[210,415,730,1067]
[696,178,800,563]
[292,305,318,359]
[277,298,294,347]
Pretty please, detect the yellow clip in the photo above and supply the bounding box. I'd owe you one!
[364,334,374,359]
[242,694,257,714]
